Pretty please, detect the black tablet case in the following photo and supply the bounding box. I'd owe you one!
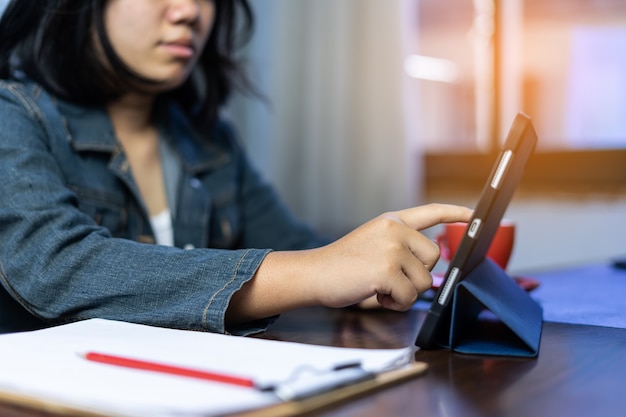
[415,113,543,358]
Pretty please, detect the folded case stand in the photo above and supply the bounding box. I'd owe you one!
[439,258,543,358]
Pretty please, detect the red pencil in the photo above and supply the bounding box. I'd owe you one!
[82,351,256,388]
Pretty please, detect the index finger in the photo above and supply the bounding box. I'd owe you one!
[392,203,473,231]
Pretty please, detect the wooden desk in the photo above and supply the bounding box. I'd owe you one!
[257,306,626,417]
[1,306,624,417]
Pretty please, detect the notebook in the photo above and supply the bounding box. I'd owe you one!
[0,318,425,417]
[416,112,538,349]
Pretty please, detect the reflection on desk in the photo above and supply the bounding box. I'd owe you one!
[258,306,626,417]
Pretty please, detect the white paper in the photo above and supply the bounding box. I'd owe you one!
[0,319,412,417]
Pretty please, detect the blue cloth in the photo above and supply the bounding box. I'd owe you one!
[529,263,626,329]
[0,79,327,335]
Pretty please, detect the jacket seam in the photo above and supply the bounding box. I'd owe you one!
[3,83,46,127]
[202,248,253,332]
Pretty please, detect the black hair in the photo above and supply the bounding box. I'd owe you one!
[0,0,255,128]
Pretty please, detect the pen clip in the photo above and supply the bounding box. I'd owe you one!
[261,362,374,401]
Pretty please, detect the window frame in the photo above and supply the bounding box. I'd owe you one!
[424,149,626,198]
[421,0,626,199]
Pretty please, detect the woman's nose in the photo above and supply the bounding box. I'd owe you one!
[166,0,201,25]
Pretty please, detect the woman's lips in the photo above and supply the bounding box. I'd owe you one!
[160,40,195,59]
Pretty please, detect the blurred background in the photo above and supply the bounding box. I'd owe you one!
[2,0,622,273]
[228,0,626,274]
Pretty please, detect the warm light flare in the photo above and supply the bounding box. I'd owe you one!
[404,54,459,83]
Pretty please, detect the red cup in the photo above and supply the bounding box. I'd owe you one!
[436,220,515,270]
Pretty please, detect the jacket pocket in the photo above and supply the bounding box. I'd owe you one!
[69,185,127,237]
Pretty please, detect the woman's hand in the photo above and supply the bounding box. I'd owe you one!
[226,203,472,324]
[305,204,473,311]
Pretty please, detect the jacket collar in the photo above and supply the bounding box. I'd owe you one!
[56,99,230,174]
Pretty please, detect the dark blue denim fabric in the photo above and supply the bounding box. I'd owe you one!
[0,79,326,335]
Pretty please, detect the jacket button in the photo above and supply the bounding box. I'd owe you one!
[183,244,195,250]
[189,178,202,189]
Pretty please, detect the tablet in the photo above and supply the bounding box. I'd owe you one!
[415,112,537,349]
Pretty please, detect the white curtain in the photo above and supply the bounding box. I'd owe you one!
[228,0,423,236]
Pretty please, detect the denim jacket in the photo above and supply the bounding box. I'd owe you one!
[0,79,326,335]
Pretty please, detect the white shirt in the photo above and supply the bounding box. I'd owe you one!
[150,210,174,246]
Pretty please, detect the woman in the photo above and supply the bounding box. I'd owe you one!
[0,0,471,335]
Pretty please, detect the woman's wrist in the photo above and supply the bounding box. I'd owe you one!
[225,249,323,325]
